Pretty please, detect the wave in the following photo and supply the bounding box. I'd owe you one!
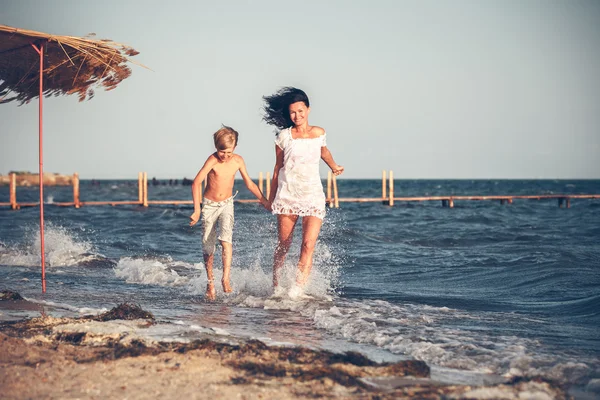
[251,296,597,384]
[111,252,598,384]
[113,257,197,287]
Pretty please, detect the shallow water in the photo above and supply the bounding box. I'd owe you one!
[1,179,599,392]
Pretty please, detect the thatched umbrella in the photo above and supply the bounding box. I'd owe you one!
[0,24,142,292]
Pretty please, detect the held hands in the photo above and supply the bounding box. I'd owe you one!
[189,210,201,226]
[260,197,272,212]
[331,165,344,176]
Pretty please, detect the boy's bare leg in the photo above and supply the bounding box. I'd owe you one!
[203,253,216,301]
[221,241,233,293]
[296,216,323,287]
[273,214,298,287]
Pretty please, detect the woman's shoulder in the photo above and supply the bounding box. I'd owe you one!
[275,127,291,148]
[310,126,326,137]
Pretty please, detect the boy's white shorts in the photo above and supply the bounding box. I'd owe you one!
[201,195,234,255]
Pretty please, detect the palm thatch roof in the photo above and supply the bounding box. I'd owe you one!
[0,24,142,104]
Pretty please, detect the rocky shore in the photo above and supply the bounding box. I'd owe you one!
[0,172,73,186]
[0,296,572,399]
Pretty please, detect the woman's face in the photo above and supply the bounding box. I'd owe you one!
[289,101,310,126]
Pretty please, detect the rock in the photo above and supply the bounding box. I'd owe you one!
[0,290,25,301]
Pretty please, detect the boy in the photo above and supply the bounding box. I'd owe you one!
[189,125,270,300]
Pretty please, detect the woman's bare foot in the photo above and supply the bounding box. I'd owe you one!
[288,284,304,299]
[205,282,216,301]
[296,270,310,288]
[222,279,233,293]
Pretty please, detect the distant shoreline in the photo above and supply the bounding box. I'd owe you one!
[1,173,599,187]
[0,172,72,186]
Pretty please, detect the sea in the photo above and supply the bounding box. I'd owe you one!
[1,179,599,396]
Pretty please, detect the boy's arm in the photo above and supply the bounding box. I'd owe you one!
[237,156,270,211]
[321,146,344,176]
[269,145,284,203]
[189,155,217,226]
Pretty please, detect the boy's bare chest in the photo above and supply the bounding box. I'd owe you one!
[210,162,238,179]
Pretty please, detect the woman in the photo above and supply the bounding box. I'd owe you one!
[263,87,344,296]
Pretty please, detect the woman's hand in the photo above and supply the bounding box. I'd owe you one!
[331,165,344,176]
[260,197,272,212]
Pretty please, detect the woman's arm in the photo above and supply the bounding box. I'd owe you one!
[270,145,284,203]
[321,146,344,176]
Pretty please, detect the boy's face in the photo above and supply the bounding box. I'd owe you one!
[216,145,235,162]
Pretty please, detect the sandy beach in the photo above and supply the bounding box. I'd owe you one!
[0,297,571,400]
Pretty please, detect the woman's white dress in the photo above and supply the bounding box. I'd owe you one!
[271,127,327,219]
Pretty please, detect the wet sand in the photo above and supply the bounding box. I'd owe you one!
[0,300,571,399]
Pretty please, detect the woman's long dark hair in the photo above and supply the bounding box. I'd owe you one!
[262,87,310,131]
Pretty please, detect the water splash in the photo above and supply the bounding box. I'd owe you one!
[0,223,99,267]
[114,257,191,286]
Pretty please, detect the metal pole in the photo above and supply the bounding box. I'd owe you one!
[32,42,46,293]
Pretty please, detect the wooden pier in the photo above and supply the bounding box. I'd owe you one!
[1,171,598,210]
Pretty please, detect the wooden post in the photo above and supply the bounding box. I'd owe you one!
[143,172,148,207]
[138,172,143,204]
[10,172,17,210]
[566,198,571,208]
[266,172,271,199]
[507,198,513,204]
[259,172,264,195]
[72,173,80,208]
[388,170,394,206]
[382,170,387,203]
[327,171,332,206]
[333,174,339,208]
[448,198,454,208]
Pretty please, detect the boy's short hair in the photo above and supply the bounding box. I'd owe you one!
[213,125,239,150]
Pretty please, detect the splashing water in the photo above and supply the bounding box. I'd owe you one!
[0,223,97,267]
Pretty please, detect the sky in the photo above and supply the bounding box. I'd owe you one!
[1,0,599,179]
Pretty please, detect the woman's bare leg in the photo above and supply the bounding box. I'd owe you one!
[296,216,323,287]
[220,241,233,293]
[273,214,298,287]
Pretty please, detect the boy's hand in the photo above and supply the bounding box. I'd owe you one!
[189,210,201,226]
[332,165,344,176]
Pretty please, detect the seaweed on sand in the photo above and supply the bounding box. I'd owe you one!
[0,290,25,301]
[92,303,155,322]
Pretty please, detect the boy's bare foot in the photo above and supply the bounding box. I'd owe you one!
[206,282,216,301]
[222,279,233,293]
